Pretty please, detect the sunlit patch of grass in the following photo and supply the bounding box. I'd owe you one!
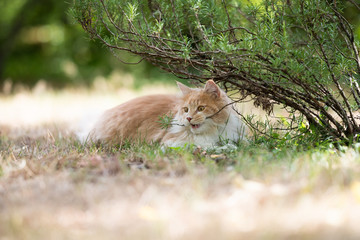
[2,126,360,239]
[1,124,359,187]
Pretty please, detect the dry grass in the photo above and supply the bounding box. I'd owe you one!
[1,84,360,240]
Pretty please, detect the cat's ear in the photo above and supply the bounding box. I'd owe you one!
[177,81,192,95]
[204,80,221,98]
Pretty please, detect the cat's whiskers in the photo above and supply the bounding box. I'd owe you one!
[170,119,185,127]
[205,100,240,119]
[172,123,185,127]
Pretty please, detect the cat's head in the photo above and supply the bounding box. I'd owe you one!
[176,80,231,134]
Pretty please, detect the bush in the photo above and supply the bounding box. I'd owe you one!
[71,0,360,142]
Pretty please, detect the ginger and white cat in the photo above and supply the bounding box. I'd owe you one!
[89,80,248,147]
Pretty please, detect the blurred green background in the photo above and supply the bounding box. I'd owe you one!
[1,0,359,90]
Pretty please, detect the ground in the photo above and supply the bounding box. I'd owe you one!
[1,83,360,240]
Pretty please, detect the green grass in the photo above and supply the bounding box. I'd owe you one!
[1,124,360,239]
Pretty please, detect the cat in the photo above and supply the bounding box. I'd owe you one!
[89,80,248,147]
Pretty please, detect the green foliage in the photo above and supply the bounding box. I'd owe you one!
[0,0,179,89]
[0,0,113,87]
[71,0,360,142]
[248,114,337,152]
[1,0,359,92]
[158,113,174,130]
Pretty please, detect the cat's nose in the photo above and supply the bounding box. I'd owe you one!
[186,117,192,122]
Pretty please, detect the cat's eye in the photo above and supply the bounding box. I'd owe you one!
[183,107,189,113]
[197,106,205,112]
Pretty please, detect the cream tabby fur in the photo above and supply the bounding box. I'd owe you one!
[89,80,248,147]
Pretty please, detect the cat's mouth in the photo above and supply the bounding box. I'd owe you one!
[190,123,201,129]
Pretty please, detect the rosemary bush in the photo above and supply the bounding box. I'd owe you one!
[71,0,360,143]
